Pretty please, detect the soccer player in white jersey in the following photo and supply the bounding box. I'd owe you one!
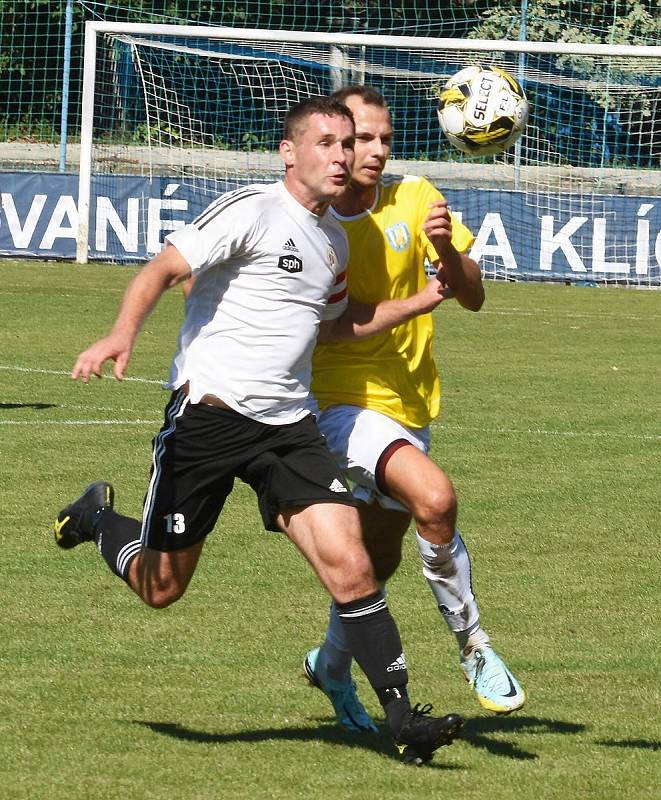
[303,86,525,731]
[53,97,464,765]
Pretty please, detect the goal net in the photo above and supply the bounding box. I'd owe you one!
[78,22,661,288]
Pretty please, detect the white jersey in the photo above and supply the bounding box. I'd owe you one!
[165,181,349,424]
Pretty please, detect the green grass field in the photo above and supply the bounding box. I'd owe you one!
[1,259,659,800]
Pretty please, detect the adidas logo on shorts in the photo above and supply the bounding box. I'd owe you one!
[387,654,407,672]
[328,478,348,493]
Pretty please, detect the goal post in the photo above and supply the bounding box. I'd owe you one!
[77,21,661,288]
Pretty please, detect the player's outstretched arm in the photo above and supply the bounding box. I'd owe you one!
[71,244,192,383]
[319,274,450,343]
[424,200,484,312]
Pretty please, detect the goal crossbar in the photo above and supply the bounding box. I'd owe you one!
[77,22,661,287]
[85,21,661,60]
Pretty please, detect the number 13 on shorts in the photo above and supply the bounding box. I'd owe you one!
[164,513,186,534]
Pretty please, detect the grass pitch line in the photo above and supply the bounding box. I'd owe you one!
[0,364,164,385]
[57,402,157,413]
[433,421,661,442]
[3,417,658,442]
[0,419,160,426]
[3,400,157,414]
[481,307,660,322]
[1,284,127,295]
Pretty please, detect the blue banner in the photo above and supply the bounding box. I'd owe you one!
[445,188,661,285]
[1,172,659,285]
[0,173,225,261]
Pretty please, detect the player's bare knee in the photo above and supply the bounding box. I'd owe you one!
[136,574,188,608]
[342,559,375,594]
[328,548,376,602]
[415,485,457,540]
[141,585,185,609]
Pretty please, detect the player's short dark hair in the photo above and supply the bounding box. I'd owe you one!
[283,96,354,141]
[330,85,388,109]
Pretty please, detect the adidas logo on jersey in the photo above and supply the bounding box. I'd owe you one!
[386,653,407,672]
[328,478,348,493]
[283,238,299,252]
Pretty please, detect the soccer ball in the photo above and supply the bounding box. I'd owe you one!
[436,65,529,156]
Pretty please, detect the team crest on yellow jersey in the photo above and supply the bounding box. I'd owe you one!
[385,222,411,252]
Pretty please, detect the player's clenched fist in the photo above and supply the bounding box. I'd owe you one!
[422,200,454,255]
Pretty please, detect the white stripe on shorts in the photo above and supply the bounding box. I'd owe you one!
[140,391,190,545]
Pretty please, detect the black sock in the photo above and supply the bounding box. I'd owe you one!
[336,590,411,731]
[380,686,412,734]
[93,509,142,583]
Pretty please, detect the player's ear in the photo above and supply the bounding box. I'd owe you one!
[280,139,295,166]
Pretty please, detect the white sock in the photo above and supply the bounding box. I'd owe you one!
[416,530,489,654]
[456,621,491,656]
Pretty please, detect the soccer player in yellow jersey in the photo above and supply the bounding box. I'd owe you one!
[304,86,525,731]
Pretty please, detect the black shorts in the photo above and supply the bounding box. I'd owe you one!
[140,390,356,551]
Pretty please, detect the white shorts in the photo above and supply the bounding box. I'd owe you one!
[315,404,431,511]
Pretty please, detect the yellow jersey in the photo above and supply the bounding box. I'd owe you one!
[312,174,474,428]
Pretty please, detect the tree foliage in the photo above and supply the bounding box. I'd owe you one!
[470,0,661,45]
